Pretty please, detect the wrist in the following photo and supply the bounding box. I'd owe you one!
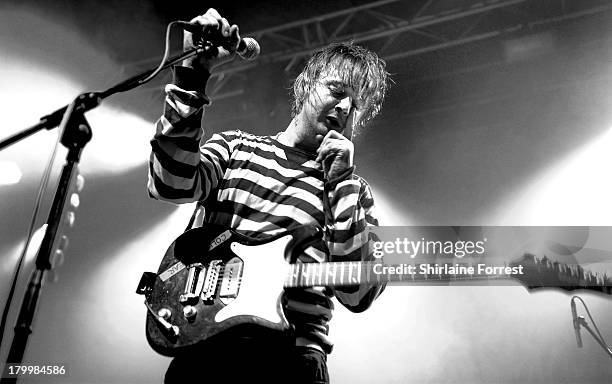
[173,65,211,96]
[181,57,211,73]
[324,166,355,190]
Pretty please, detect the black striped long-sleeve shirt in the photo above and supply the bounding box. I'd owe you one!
[147,66,385,353]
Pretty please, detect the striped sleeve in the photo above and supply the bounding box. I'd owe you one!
[325,171,386,313]
[147,66,239,204]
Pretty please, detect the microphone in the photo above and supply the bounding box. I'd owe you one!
[176,21,260,61]
[571,297,583,348]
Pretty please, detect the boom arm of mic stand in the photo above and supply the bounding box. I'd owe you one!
[0,45,205,151]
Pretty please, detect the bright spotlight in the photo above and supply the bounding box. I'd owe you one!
[492,128,612,225]
[370,186,414,225]
[0,161,22,185]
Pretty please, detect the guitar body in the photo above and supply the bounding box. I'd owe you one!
[144,224,320,356]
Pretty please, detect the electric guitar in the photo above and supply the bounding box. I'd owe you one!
[137,224,612,356]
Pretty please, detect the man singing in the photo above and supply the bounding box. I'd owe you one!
[148,8,390,384]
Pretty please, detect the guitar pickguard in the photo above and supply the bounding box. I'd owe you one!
[214,239,291,325]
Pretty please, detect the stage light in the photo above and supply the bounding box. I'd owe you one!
[370,186,414,226]
[1,11,152,179]
[492,128,612,225]
[83,107,154,174]
[0,161,22,185]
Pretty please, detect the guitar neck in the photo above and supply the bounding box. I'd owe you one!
[284,261,495,288]
[283,258,612,296]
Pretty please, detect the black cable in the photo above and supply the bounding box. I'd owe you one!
[139,21,183,85]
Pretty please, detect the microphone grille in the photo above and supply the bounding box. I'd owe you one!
[240,37,260,61]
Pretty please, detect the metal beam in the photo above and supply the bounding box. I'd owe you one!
[124,0,612,101]
[214,0,530,77]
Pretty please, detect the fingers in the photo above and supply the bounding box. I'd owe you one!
[190,8,222,26]
[229,24,241,51]
[188,9,237,48]
[205,8,222,19]
[315,131,353,163]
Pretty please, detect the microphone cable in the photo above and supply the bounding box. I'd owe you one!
[139,21,185,85]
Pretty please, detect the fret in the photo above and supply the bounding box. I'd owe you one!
[311,263,316,286]
[333,263,338,286]
[348,262,357,284]
[346,262,351,284]
[356,262,361,284]
[292,263,296,287]
[301,263,308,287]
[284,265,290,287]
[347,262,352,284]
[340,262,345,285]
[310,263,315,286]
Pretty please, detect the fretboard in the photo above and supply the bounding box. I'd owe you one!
[283,261,493,287]
[283,257,612,296]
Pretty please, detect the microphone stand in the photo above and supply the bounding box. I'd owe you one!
[573,316,612,359]
[0,44,207,383]
[571,296,612,360]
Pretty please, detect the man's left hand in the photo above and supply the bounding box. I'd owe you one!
[315,130,354,180]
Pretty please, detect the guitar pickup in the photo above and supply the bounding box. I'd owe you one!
[179,263,206,306]
[219,259,242,299]
[201,260,221,304]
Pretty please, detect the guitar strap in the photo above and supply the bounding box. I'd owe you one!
[184,202,205,231]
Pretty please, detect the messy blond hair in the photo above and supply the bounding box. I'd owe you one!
[291,42,390,129]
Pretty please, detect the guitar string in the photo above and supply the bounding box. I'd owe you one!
[187,260,607,284]
[177,256,608,282]
[198,272,506,291]
[176,260,607,293]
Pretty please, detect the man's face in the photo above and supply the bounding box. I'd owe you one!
[297,72,363,151]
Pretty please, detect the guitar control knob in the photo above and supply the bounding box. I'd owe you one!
[158,308,172,321]
[183,305,197,321]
